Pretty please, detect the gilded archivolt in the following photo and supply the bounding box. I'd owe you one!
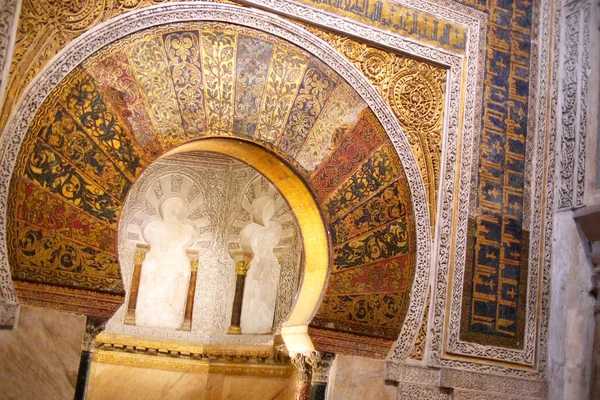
[3,0,444,230]
[305,26,447,226]
[1,10,431,351]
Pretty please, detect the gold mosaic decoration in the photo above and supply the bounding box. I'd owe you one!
[3,2,446,230]
[0,0,240,131]
[4,21,441,343]
[305,25,447,226]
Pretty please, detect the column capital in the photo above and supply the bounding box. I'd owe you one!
[305,351,335,383]
[290,352,311,382]
[190,258,199,273]
[134,243,149,265]
[235,260,251,276]
[82,317,106,351]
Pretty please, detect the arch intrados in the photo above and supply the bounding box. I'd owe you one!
[0,3,432,355]
[163,138,328,352]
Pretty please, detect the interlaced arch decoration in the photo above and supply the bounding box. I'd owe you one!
[227,172,302,331]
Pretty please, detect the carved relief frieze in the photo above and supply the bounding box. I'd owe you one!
[226,172,302,332]
[0,0,557,383]
[0,0,18,115]
[0,0,19,309]
[557,0,592,210]
[94,349,292,377]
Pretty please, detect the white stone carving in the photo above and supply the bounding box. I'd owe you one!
[228,172,302,333]
[386,363,547,399]
[136,197,197,330]
[0,0,18,311]
[0,0,554,379]
[557,0,592,210]
[239,195,283,334]
[0,300,19,328]
[106,153,302,345]
[0,0,18,115]
[423,0,557,379]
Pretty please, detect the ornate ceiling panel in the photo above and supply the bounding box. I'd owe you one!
[6,21,435,341]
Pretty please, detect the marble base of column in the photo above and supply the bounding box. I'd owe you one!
[73,350,92,400]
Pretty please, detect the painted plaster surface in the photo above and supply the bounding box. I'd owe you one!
[327,354,396,400]
[548,212,595,400]
[0,305,85,400]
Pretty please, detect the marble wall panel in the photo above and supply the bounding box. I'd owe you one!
[0,306,85,400]
[548,212,595,400]
[220,375,295,400]
[87,362,296,400]
[87,363,209,400]
[327,354,396,400]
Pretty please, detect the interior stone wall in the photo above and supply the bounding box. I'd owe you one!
[87,362,297,400]
[548,211,595,400]
[327,355,396,400]
[0,305,85,400]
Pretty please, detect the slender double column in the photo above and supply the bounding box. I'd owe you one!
[228,254,253,335]
[124,244,148,325]
[181,251,199,331]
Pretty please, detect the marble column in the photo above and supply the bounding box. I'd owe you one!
[228,257,252,334]
[306,351,335,400]
[74,317,106,400]
[290,353,311,400]
[124,244,148,325]
[181,253,199,331]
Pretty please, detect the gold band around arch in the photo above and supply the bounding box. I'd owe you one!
[164,138,329,353]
